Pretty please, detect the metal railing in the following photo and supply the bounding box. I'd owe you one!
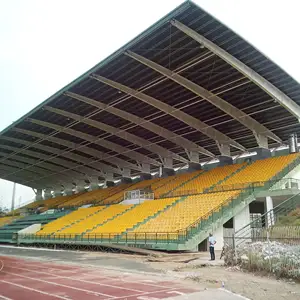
[232,192,300,248]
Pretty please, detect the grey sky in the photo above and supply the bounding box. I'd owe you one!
[0,0,299,209]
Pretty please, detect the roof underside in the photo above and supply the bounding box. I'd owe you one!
[1,0,300,189]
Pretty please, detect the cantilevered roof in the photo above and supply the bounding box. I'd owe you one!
[1,0,300,189]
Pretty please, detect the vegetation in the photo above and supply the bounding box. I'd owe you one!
[277,208,300,226]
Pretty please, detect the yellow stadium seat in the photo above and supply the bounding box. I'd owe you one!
[86,198,178,237]
[134,191,239,234]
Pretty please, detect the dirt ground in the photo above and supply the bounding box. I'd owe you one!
[142,251,300,300]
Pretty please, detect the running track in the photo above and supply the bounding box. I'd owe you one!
[0,256,199,299]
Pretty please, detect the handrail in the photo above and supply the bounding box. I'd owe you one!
[235,191,300,235]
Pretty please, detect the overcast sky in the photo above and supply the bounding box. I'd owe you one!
[0,0,299,209]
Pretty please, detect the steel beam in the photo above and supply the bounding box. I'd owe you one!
[27,118,160,167]
[15,128,159,169]
[64,91,214,158]
[0,138,104,179]
[0,154,79,184]
[0,164,58,187]
[0,149,76,176]
[171,19,300,122]
[126,50,281,145]
[8,121,120,175]
[90,74,246,151]
[44,106,188,163]
[13,128,141,172]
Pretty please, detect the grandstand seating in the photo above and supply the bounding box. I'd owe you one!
[0,216,17,227]
[0,211,68,241]
[87,197,178,236]
[2,153,299,250]
[157,164,245,197]
[133,191,239,234]
[56,204,132,235]
[37,206,105,235]
[219,154,299,188]
[25,194,77,210]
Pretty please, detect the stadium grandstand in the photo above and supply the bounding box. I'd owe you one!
[1,0,300,252]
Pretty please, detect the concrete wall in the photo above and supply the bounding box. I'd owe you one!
[234,205,251,245]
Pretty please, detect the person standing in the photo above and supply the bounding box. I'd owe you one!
[208,233,216,261]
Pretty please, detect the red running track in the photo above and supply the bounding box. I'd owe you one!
[0,256,199,299]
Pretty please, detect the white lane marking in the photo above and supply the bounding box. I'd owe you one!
[2,271,115,298]
[104,288,177,300]
[167,291,185,295]
[9,265,144,293]
[9,262,175,289]
[0,280,69,300]
[0,295,13,300]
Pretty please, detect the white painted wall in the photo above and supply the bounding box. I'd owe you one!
[234,205,251,245]
[213,225,224,251]
[265,196,275,227]
[18,223,41,234]
[121,199,153,205]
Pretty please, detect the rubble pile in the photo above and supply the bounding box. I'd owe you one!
[225,241,300,279]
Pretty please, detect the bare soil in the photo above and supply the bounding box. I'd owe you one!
[143,252,300,300]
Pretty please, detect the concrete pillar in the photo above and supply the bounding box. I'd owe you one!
[63,183,74,196]
[43,188,53,200]
[88,176,100,191]
[218,155,233,166]
[188,151,202,171]
[53,185,64,197]
[35,189,43,201]
[265,196,275,227]
[140,163,152,180]
[253,148,271,161]
[212,225,224,251]
[74,179,88,194]
[234,205,251,245]
[162,157,175,177]
[121,168,132,184]
[104,172,115,188]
